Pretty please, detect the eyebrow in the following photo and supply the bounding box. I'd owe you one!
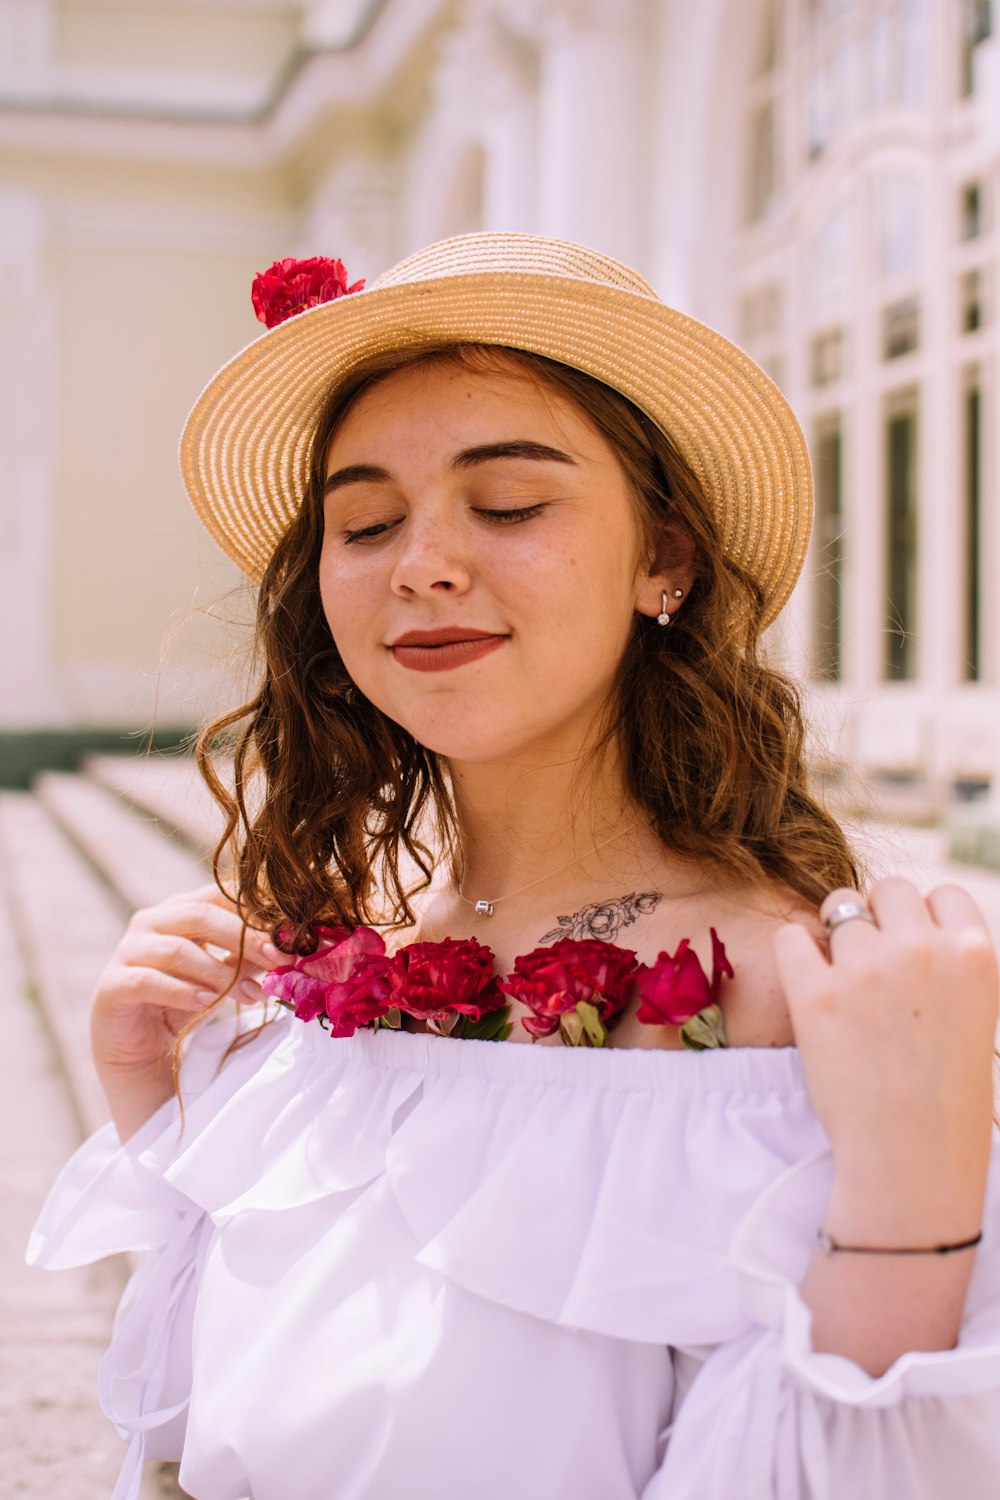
[323,440,578,496]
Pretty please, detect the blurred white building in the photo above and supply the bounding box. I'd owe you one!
[1,0,997,806]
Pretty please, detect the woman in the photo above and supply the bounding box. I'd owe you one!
[28,235,1000,1499]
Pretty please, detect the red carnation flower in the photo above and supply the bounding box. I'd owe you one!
[634,928,732,1049]
[261,925,393,1036]
[251,256,365,330]
[388,937,505,1035]
[503,938,638,1046]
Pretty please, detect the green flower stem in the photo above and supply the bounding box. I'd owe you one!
[678,1004,726,1051]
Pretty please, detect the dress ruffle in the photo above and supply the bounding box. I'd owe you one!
[27,1010,1000,1500]
[131,1017,826,1344]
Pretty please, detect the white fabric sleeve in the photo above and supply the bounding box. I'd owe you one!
[26,1017,244,1500]
[641,1139,1000,1500]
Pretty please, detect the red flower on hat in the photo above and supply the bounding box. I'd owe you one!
[251,256,365,330]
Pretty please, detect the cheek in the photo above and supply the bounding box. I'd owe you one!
[318,538,376,624]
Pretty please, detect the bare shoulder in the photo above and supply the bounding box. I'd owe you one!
[711,883,824,1049]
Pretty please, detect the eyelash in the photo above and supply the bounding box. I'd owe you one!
[341,504,546,545]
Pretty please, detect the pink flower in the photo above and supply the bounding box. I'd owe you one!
[388,937,504,1026]
[261,925,393,1037]
[503,938,638,1043]
[634,929,733,1042]
[251,256,365,330]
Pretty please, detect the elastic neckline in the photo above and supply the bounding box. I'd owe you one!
[290,1015,808,1095]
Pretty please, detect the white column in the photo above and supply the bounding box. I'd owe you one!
[845,169,883,704]
[646,0,731,314]
[919,170,960,794]
[305,159,398,276]
[0,0,53,97]
[0,191,62,724]
[536,0,647,271]
[402,0,539,248]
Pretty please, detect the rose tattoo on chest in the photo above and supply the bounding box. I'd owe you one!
[538,891,663,945]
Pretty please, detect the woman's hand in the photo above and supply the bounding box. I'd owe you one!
[773,878,999,1240]
[775,879,998,1374]
[91,882,281,1077]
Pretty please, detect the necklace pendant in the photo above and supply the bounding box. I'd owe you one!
[474,899,495,917]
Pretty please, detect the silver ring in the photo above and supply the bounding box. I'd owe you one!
[824,899,876,934]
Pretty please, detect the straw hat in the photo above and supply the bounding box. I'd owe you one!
[180,232,812,626]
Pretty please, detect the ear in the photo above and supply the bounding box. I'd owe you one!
[634,522,698,624]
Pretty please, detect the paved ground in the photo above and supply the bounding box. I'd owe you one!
[1,887,179,1499]
[3,810,1000,1499]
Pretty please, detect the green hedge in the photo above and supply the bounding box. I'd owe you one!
[0,728,195,790]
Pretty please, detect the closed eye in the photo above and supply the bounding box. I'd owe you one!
[341,518,402,545]
[474,504,546,524]
[342,505,545,543]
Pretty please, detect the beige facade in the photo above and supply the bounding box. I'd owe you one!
[1,0,998,802]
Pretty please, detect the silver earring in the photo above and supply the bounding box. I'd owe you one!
[657,591,672,627]
[674,588,684,599]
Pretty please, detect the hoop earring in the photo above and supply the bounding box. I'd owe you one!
[657,591,672,627]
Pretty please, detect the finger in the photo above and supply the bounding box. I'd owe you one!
[238,977,268,1004]
[772,919,831,995]
[868,876,933,931]
[818,886,879,953]
[142,901,279,964]
[818,886,873,926]
[925,882,993,935]
[111,967,222,1012]
[121,933,245,992]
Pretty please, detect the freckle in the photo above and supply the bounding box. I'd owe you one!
[912,1008,922,1018]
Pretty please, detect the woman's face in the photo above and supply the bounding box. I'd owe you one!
[318,356,653,765]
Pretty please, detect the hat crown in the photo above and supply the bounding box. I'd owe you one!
[371,231,659,301]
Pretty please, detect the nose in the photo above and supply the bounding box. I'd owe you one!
[389,506,472,599]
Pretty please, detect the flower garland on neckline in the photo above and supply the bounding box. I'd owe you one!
[260,928,732,1050]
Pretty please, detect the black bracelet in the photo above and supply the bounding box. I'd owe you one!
[817,1228,983,1256]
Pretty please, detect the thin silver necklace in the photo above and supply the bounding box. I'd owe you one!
[455,824,637,917]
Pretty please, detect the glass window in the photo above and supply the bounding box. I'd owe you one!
[960,268,984,332]
[748,100,781,221]
[812,419,845,679]
[811,328,845,384]
[883,296,920,358]
[961,0,993,96]
[884,400,919,681]
[869,11,898,107]
[740,283,782,341]
[963,383,983,680]
[757,0,783,75]
[810,203,851,319]
[961,180,984,239]
[878,176,922,281]
[901,0,930,105]
[805,61,831,158]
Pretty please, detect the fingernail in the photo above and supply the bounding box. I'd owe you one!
[240,979,261,1000]
[261,942,283,963]
[195,990,218,1004]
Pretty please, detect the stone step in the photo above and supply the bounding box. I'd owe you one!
[0,831,182,1500]
[0,792,125,1137]
[83,752,225,864]
[35,770,208,913]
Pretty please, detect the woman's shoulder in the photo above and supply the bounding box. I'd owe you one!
[672,880,823,1050]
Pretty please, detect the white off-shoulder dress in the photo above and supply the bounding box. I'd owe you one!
[27,1009,1000,1500]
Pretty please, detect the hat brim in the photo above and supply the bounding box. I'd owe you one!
[180,271,812,627]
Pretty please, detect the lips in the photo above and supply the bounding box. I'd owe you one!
[388,627,509,673]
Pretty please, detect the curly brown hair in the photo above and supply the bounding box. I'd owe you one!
[195,342,860,954]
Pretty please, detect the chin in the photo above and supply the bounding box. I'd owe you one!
[377,705,532,764]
